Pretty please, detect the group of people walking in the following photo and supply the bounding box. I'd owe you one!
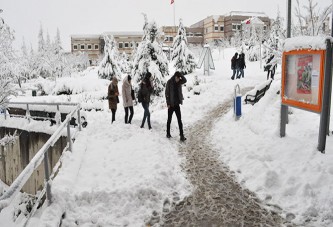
[107,71,187,141]
[231,52,246,80]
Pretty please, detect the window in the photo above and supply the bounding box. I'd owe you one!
[80,44,85,50]
[87,44,92,50]
[73,45,78,50]
[119,43,123,49]
[214,24,219,32]
[169,37,173,42]
[130,42,134,48]
[95,44,99,50]
[195,33,203,37]
[263,25,267,31]
[136,43,139,47]
[220,26,224,32]
[232,24,241,31]
[124,42,129,48]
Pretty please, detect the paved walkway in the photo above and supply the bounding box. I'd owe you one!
[147,93,294,227]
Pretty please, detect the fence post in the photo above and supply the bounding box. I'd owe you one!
[43,151,52,204]
[67,122,72,152]
[26,104,31,123]
[77,107,82,131]
[56,105,60,125]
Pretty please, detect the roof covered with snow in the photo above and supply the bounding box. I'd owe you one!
[103,31,143,37]
[283,36,333,52]
[227,11,268,18]
[241,17,265,25]
[71,34,101,39]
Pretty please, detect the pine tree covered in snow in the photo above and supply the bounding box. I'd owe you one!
[119,52,131,74]
[98,35,122,80]
[132,14,168,96]
[171,19,196,75]
[0,14,16,108]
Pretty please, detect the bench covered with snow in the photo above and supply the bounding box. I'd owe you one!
[244,79,272,105]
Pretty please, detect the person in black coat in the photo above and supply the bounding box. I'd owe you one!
[139,72,154,129]
[231,52,239,80]
[165,71,187,141]
[237,53,246,78]
[264,54,277,80]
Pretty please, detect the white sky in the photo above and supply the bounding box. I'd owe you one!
[1,0,332,51]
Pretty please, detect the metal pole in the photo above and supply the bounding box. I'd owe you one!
[43,151,52,204]
[280,0,291,137]
[318,39,333,153]
[4,108,6,120]
[326,0,333,135]
[67,122,72,152]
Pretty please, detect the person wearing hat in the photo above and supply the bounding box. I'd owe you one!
[122,75,134,124]
[165,71,187,141]
[108,76,119,123]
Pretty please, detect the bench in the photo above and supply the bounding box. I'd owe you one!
[244,80,272,105]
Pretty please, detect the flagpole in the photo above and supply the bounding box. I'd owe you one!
[173,1,176,26]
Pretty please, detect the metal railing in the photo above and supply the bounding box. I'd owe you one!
[0,102,82,210]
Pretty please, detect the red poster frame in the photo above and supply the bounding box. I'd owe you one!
[281,49,325,113]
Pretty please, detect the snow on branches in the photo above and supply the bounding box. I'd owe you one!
[132,14,168,96]
[98,35,122,81]
[172,19,196,75]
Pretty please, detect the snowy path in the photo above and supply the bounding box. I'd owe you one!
[37,109,192,227]
[149,91,294,226]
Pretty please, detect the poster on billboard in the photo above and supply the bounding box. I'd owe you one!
[281,49,325,113]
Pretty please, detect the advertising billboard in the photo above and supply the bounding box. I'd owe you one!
[281,49,325,113]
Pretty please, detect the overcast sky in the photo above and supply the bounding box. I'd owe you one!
[1,0,332,51]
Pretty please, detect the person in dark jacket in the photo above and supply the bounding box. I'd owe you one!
[231,52,239,80]
[139,72,154,129]
[264,54,277,80]
[108,76,119,124]
[165,71,187,141]
[237,53,246,78]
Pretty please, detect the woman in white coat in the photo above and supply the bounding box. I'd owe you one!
[122,75,134,124]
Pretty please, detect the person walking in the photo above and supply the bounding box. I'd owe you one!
[237,53,246,78]
[108,76,119,124]
[139,72,154,129]
[122,75,134,124]
[231,52,239,80]
[264,54,277,80]
[165,71,187,141]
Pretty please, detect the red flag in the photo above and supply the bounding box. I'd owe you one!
[171,0,174,4]
[246,19,250,24]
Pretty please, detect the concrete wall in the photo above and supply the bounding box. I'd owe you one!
[0,127,67,195]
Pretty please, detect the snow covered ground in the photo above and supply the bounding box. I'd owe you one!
[1,47,333,226]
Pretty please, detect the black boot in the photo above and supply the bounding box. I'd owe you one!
[180,135,187,141]
[166,134,172,138]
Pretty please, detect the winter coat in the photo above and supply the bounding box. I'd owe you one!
[231,54,239,70]
[238,54,246,69]
[108,81,119,110]
[264,55,277,72]
[122,75,134,107]
[165,74,187,107]
[140,80,154,103]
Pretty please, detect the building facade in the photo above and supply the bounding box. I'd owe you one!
[71,11,271,65]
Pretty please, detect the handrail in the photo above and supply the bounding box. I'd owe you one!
[0,102,81,210]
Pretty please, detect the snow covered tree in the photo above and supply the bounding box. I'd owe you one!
[0,14,16,108]
[98,35,122,80]
[171,19,196,75]
[132,15,168,96]
[119,52,131,74]
[294,0,332,36]
[263,9,285,61]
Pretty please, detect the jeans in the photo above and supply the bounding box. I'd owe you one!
[167,105,184,136]
[238,69,244,78]
[111,109,116,123]
[124,106,134,124]
[231,69,237,79]
[141,102,151,128]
